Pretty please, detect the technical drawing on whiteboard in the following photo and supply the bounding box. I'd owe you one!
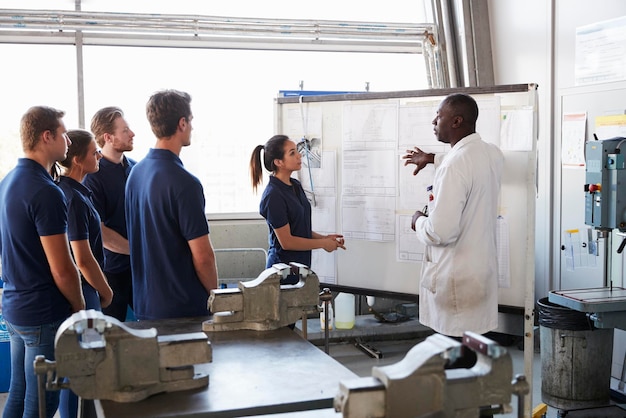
[342,101,398,242]
[397,214,425,262]
[342,101,398,149]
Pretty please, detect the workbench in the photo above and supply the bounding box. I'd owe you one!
[92,317,358,417]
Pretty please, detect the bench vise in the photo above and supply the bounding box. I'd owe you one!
[203,262,320,331]
[34,309,212,403]
[334,332,529,418]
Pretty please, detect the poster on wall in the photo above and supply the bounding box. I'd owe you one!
[561,112,587,166]
[575,16,626,86]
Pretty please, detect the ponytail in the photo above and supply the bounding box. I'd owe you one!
[250,144,265,193]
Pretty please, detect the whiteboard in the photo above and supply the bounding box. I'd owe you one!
[275,84,537,308]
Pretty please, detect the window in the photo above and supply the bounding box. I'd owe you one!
[0,44,78,178]
[0,2,434,214]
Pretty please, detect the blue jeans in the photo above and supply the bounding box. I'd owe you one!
[2,318,65,418]
[59,283,101,418]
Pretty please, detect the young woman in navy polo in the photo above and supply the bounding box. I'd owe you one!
[249,135,345,276]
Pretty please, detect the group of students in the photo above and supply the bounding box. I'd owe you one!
[0,90,503,417]
[0,89,347,418]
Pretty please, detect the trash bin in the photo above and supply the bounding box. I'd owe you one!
[0,281,10,393]
[538,297,613,411]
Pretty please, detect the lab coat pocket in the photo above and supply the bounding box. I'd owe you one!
[420,261,437,294]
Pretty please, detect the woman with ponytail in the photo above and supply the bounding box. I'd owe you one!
[250,135,345,279]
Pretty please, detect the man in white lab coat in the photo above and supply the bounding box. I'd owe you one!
[403,93,504,339]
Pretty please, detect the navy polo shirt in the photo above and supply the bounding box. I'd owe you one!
[260,176,312,268]
[83,155,135,273]
[58,176,104,307]
[125,148,210,320]
[58,176,104,268]
[0,159,72,326]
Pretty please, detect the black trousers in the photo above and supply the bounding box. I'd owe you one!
[102,267,133,322]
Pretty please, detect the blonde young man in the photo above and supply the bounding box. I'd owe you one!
[83,107,136,321]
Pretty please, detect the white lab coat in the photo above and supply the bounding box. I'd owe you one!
[414,133,504,337]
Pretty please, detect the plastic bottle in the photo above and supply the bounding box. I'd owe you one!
[320,301,333,330]
[334,292,355,329]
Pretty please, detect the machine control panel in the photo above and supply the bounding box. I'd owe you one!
[584,136,626,231]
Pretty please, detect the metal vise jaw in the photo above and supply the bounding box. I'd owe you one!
[334,332,529,418]
[203,262,320,331]
[36,309,212,403]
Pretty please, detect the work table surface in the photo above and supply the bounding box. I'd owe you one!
[94,317,357,417]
